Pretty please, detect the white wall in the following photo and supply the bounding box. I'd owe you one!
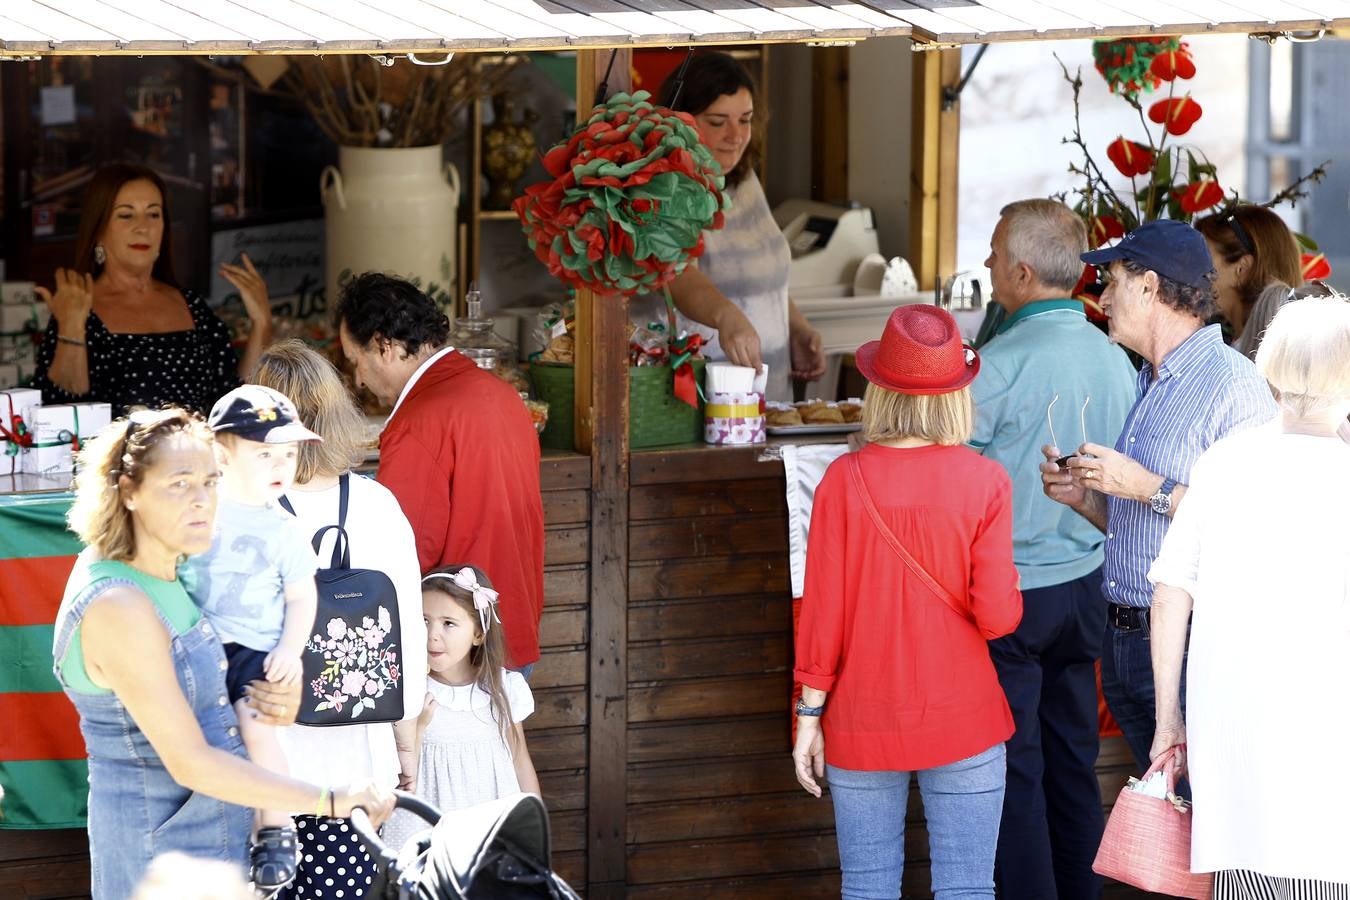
[848,37,914,261]
[957,35,1251,273]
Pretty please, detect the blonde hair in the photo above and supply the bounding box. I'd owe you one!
[67,408,214,561]
[422,564,514,748]
[252,339,367,483]
[1255,293,1350,416]
[861,382,973,445]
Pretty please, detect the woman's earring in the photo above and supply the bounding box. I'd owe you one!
[94,244,107,265]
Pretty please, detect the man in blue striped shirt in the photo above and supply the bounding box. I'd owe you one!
[1040,219,1276,774]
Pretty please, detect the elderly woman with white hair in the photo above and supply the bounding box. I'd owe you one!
[1149,294,1350,897]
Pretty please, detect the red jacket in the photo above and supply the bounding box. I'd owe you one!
[378,351,545,667]
[794,443,1022,771]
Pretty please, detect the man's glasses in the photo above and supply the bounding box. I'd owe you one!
[1047,394,1091,466]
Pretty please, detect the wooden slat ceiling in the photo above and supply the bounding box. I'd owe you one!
[1,0,1347,54]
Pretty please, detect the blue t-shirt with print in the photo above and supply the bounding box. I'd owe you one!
[183,498,318,651]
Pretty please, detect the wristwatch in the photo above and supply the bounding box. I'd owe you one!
[1150,477,1178,515]
[795,699,825,717]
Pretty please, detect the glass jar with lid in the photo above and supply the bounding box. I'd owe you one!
[450,284,530,394]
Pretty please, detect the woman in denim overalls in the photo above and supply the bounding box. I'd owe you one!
[53,408,394,898]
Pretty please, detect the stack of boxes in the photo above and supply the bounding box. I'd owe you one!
[1,389,111,478]
[0,281,49,390]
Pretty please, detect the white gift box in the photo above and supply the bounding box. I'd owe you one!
[23,402,112,476]
[0,334,36,364]
[0,303,50,335]
[704,391,766,446]
[1,282,37,306]
[0,387,42,475]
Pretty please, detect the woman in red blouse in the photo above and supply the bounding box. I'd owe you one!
[792,304,1022,898]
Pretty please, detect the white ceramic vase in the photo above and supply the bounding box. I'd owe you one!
[320,145,461,309]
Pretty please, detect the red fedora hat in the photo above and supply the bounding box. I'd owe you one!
[855,304,980,395]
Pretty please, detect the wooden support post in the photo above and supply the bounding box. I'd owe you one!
[908,48,962,292]
[574,47,632,900]
[811,46,850,203]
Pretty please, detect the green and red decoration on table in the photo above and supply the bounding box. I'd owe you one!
[1060,38,1331,285]
[0,494,85,829]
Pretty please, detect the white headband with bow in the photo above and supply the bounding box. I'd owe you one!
[424,568,500,635]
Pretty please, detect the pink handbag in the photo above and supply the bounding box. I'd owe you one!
[1092,746,1213,898]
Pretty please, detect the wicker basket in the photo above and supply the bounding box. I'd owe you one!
[529,360,706,451]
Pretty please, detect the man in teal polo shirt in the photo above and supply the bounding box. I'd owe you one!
[972,199,1137,899]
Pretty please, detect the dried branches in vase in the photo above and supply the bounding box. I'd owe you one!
[284,56,519,148]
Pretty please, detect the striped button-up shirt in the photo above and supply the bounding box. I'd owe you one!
[1103,325,1276,607]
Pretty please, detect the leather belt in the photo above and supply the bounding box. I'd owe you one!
[1107,603,1149,631]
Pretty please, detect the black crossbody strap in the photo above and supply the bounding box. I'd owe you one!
[847,453,974,624]
[277,476,352,569]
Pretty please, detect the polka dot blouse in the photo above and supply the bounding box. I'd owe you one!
[34,290,242,418]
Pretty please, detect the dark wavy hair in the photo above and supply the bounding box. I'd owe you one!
[1121,259,1217,319]
[659,51,761,188]
[334,272,449,355]
[75,163,178,287]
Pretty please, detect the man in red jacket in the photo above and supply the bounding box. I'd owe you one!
[336,273,545,675]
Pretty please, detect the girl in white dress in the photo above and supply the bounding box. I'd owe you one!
[381,565,540,852]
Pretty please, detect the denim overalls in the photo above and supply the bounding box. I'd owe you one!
[53,570,252,900]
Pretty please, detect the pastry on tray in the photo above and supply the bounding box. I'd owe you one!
[766,406,804,427]
[838,400,863,423]
[800,404,845,425]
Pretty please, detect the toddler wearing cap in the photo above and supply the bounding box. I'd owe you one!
[183,384,323,890]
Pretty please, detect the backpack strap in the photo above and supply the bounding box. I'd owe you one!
[277,476,352,569]
[847,453,974,625]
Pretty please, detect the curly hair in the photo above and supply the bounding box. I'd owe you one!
[334,272,449,356]
[1120,259,1216,319]
[67,408,214,561]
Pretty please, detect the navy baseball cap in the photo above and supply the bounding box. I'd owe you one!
[1080,219,1214,288]
[208,384,322,444]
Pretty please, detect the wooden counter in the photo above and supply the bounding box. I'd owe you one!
[1,440,1144,899]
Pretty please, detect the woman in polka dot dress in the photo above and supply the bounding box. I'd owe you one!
[33,163,273,418]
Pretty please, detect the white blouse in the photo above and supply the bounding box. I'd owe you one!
[275,474,428,790]
[1148,423,1350,882]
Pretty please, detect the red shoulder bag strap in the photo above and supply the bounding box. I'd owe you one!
[847,453,975,625]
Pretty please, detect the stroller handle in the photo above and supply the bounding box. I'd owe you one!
[349,790,443,870]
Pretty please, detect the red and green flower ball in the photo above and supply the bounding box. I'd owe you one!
[514,90,731,299]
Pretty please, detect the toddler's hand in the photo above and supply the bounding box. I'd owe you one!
[417,692,438,732]
[264,650,303,686]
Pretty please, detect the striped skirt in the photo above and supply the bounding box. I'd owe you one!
[1216,870,1350,899]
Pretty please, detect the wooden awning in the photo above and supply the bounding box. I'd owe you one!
[0,0,1346,55]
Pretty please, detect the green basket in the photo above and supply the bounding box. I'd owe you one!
[529,360,707,451]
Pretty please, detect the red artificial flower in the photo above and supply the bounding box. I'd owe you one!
[1106,137,1155,178]
[1089,215,1125,249]
[1150,48,1196,82]
[1301,252,1332,281]
[1148,95,1203,136]
[1178,179,1224,214]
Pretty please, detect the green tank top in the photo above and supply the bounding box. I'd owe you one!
[59,560,202,696]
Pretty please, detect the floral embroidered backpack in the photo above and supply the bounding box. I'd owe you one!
[279,474,405,726]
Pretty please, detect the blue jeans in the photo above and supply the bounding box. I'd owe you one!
[828,743,1007,899]
[1100,615,1189,794]
[989,570,1105,900]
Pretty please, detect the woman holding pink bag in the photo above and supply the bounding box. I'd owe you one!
[1149,294,1350,897]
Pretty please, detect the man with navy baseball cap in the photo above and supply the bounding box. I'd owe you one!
[1039,218,1277,778]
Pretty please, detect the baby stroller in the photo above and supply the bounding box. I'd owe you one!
[350,791,582,900]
